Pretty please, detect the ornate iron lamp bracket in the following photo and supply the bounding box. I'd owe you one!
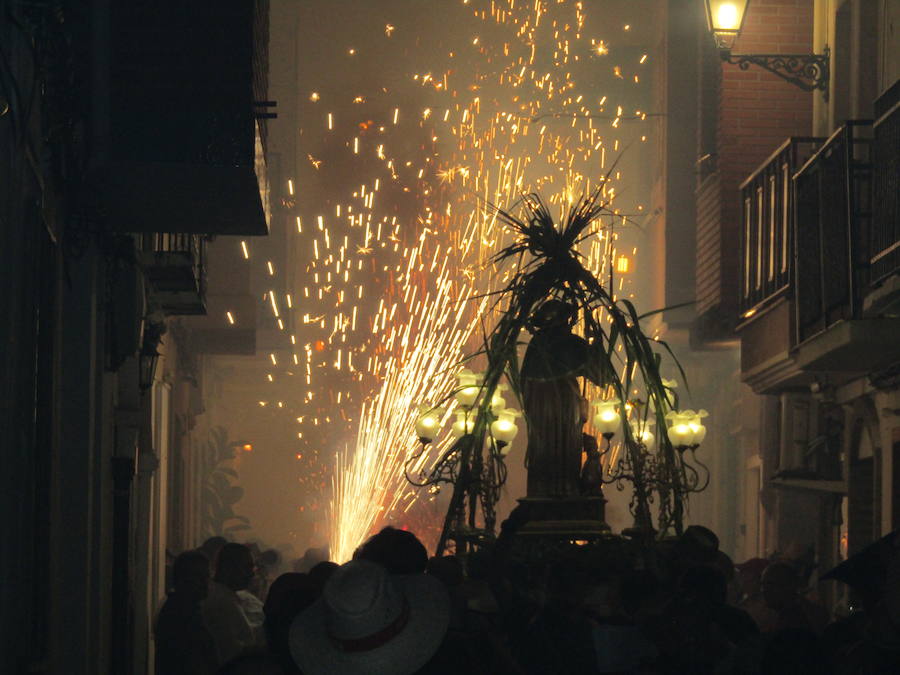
[721,46,830,100]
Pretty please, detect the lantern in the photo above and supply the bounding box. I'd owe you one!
[415,405,443,443]
[490,409,521,446]
[455,369,483,408]
[704,0,749,49]
[592,399,621,437]
[451,411,476,438]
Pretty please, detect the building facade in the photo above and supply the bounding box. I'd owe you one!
[692,0,900,607]
[0,2,271,673]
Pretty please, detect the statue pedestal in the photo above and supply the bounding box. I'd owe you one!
[495,496,622,599]
[515,495,611,540]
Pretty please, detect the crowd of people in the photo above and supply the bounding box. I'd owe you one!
[155,521,900,674]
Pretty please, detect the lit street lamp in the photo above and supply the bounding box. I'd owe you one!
[704,0,829,98]
[704,0,748,50]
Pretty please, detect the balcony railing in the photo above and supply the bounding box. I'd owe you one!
[739,138,823,317]
[794,121,873,345]
[140,234,207,315]
[870,85,900,286]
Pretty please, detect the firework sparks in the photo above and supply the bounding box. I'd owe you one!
[241,0,656,559]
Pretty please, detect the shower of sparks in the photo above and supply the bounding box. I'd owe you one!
[241,0,656,561]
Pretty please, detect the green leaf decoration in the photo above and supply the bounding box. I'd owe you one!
[418,179,705,552]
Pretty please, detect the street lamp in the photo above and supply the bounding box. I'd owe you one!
[704,0,748,50]
[704,0,829,99]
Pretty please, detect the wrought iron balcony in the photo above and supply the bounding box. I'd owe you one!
[739,138,823,318]
[793,121,872,345]
[869,84,900,288]
[140,234,207,315]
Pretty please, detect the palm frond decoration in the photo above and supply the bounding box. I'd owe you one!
[413,180,705,555]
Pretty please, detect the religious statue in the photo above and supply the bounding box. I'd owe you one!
[521,299,597,498]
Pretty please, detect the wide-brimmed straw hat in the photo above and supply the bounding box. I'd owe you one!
[288,559,450,675]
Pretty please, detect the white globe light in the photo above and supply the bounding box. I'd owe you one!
[630,419,655,448]
[592,399,620,436]
[455,369,483,408]
[415,411,441,442]
[491,412,519,444]
[451,411,476,438]
[666,409,708,447]
[689,410,709,445]
[667,422,693,447]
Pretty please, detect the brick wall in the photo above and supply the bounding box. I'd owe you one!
[694,0,814,333]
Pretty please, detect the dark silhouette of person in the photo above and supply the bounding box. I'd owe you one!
[263,573,318,675]
[355,526,428,574]
[761,561,828,635]
[155,550,218,675]
[307,560,339,591]
[760,627,832,674]
[200,536,228,571]
[202,543,263,666]
[659,564,758,673]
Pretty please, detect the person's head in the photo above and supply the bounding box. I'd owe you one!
[355,526,428,575]
[260,548,281,570]
[264,573,318,672]
[761,561,801,610]
[297,547,328,573]
[216,543,256,591]
[172,550,211,599]
[200,536,228,570]
[308,560,339,590]
[737,557,769,597]
[713,551,735,583]
[674,525,720,568]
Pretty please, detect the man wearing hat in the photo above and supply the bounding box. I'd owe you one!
[288,558,451,675]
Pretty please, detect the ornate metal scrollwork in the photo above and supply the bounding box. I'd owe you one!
[721,46,830,100]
